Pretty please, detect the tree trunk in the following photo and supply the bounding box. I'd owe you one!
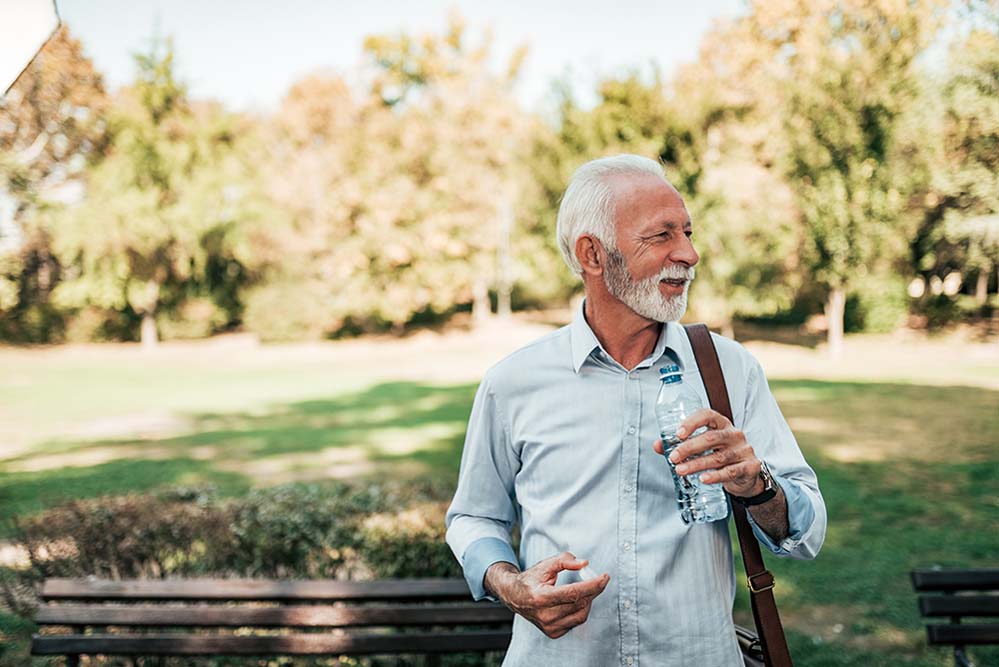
[472,278,491,327]
[976,267,989,306]
[825,287,846,359]
[496,193,513,320]
[141,311,158,349]
[496,283,512,319]
[721,318,735,340]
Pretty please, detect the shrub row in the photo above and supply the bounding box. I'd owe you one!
[0,480,494,667]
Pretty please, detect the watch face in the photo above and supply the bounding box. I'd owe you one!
[759,461,775,490]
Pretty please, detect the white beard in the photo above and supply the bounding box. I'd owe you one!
[603,248,694,323]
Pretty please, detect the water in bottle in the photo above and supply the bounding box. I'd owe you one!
[655,364,729,524]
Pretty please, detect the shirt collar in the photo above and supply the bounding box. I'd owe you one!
[569,299,681,373]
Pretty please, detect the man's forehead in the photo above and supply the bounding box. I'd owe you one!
[609,173,691,228]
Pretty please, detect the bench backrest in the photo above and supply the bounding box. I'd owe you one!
[33,578,513,658]
[911,569,999,648]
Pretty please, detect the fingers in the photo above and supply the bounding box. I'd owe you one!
[665,422,763,494]
[536,552,586,583]
[702,458,761,487]
[543,600,594,639]
[543,573,609,606]
[674,440,752,476]
[676,408,731,441]
[669,424,744,466]
[652,439,665,455]
[514,563,607,639]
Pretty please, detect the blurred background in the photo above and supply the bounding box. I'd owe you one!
[0,0,996,665]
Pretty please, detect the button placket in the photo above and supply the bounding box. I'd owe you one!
[618,372,642,665]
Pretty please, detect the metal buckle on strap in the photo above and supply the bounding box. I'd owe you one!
[748,571,776,593]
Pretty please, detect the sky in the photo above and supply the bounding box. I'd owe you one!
[55,0,747,112]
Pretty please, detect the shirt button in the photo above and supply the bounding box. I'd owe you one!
[623,541,631,551]
[623,599,632,609]
[627,426,636,434]
[626,657,634,665]
[624,485,633,493]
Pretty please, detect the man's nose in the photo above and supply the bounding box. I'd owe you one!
[670,235,699,267]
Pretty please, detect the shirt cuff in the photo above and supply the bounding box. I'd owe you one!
[461,536,519,601]
[746,474,816,555]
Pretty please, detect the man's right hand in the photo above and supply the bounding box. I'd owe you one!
[484,552,610,639]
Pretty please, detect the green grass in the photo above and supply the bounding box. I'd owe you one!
[1,339,997,667]
[0,380,477,533]
[731,380,999,667]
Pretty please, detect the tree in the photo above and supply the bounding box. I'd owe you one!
[527,68,799,334]
[896,7,998,317]
[0,26,108,341]
[251,14,532,340]
[671,35,803,335]
[715,0,944,354]
[937,25,999,305]
[364,13,530,326]
[47,40,260,346]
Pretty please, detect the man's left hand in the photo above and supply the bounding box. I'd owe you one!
[652,408,763,498]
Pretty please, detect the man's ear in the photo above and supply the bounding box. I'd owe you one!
[576,234,604,275]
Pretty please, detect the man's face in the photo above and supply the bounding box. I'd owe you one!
[600,174,699,323]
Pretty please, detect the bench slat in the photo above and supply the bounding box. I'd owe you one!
[31,631,512,655]
[911,570,999,592]
[36,603,514,628]
[40,579,472,602]
[918,595,999,618]
[926,624,999,646]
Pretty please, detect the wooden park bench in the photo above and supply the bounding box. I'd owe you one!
[911,568,999,667]
[32,577,512,666]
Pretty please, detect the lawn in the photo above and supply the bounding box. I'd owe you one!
[1,320,997,666]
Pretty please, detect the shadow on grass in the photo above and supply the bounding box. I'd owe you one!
[0,381,478,534]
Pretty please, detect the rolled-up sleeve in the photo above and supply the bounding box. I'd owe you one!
[740,358,826,559]
[445,375,521,599]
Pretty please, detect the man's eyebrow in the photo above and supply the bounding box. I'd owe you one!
[639,220,691,235]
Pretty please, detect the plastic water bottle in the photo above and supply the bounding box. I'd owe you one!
[655,364,729,524]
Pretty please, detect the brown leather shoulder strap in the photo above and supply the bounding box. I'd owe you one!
[683,323,794,667]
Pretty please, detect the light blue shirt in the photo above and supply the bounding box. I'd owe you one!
[445,303,826,667]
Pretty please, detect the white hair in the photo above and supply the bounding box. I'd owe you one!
[556,154,668,275]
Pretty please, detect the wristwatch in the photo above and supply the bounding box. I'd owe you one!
[732,461,778,507]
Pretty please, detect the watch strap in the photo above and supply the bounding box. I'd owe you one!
[733,463,778,507]
[733,484,778,507]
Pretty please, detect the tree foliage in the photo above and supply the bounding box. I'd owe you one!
[246,15,531,340]
[0,8,994,345]
[46,41,262,345]
[0,27,108,341]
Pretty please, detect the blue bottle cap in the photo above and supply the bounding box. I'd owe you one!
[659,364,683,383]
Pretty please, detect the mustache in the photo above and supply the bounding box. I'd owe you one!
[654,265,695,282]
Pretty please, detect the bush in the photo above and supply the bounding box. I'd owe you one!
[157,297,230,340]
[844,275,909,334]
[222,484,380,578]
[912,293,963,329]
[242,281,335,342]
[1,480,489,666]
[15,490,235,579]
[359,486,462,579]
[62,305,141,343]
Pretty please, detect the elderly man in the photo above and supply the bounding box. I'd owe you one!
[445,154,826,666]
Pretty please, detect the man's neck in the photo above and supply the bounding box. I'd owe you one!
[583,294,663,371]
